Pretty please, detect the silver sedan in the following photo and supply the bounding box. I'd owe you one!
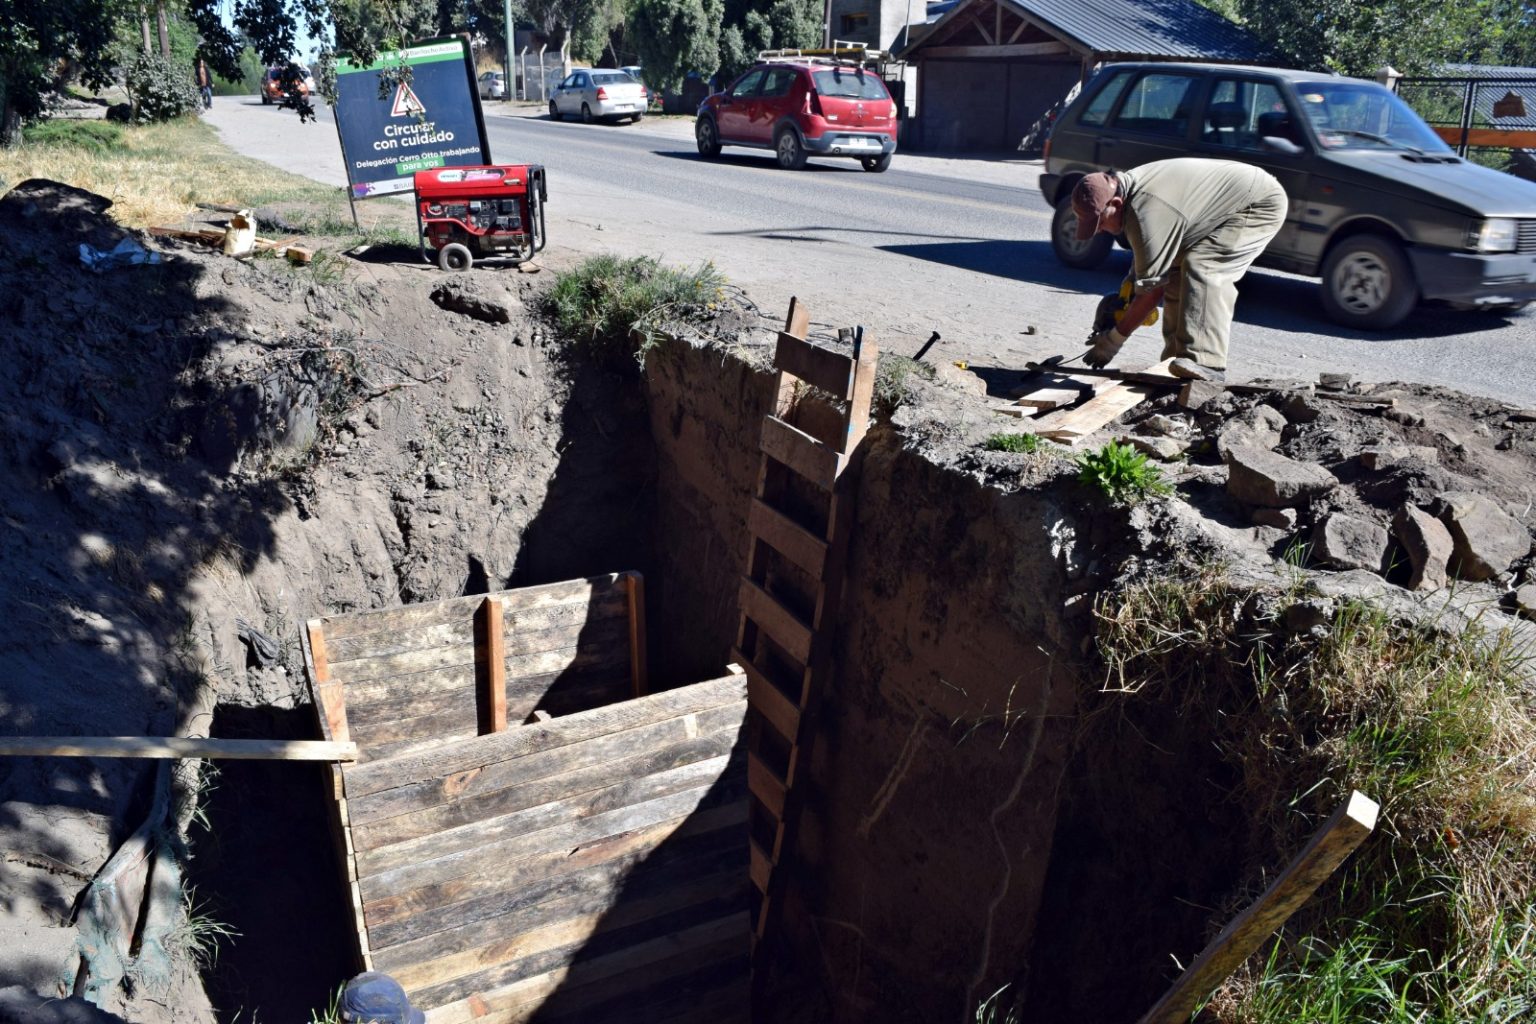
[549,69,648,124]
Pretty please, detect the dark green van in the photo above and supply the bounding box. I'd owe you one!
[1039,62,1536,329]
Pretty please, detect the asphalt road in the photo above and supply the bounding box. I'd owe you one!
[205,95,1536,405]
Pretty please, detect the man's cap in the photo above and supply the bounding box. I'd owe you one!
[340,972,425,1024]
[1071,172,1119,241]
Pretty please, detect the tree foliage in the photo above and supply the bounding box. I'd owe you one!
[629,0,723,91]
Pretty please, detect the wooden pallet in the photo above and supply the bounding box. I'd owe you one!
[732,299,878,974]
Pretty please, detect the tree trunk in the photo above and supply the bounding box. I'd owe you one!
[141,14,152,56]
[156,0,171,60]
[0,76,19,149]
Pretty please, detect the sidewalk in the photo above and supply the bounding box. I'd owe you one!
[481,99,1044,192]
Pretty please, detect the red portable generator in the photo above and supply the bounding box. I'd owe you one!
[413,164,547,272]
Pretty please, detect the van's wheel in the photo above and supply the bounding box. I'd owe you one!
[548,100,560,120]
[581,103,593,124]
[1050,194,1113,269]
[775,127,807,170]
[1320,235,1417,330]
[261,93,271,105]
[861,153,891,172]
[438,242,473,273]
[695,117,721,158]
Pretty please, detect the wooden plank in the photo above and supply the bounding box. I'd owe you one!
[319,575,627,642]
[344,673,746,799]
[356,751,740,878]
[737,580,812,665]
[736,653,800,742]
[363,802,745,941]
[418,912,748,1024]
[625,572,647,698]
[749,838,771,893]
[774,331,854,400]
[331,770,375,970]
[342,638,630,713]
[1135,791,1379,1024]
[352,720,742,850]
[747,752,787,819]
[841,329,879,455]
[759,415,841,491]
[357,772,746,903]
[331,631,631,689]
[480,597,507,733]
[0,736,358,761]
[309,618,350,744]
[1432,125,1536,149]
[1034,382,1159,443]
[747,499,828,579]
[1010,372,1115,410]
[325,597,627,667]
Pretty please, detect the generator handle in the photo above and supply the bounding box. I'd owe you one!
[530,165,548,255]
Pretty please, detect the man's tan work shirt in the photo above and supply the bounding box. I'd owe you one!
[1118,158,1281,293]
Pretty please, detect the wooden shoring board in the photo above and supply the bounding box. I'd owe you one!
[1033,358,1176,443]
[1008,371,1116,410]
[735,299,878,975]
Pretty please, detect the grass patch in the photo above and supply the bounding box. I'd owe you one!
[1097,570,1536,1022]
[542,255,727,364]
[0,117,409,237]
[1074,440,1170,503]
[874,353,936,417]
[21,119,124,152]
[984,432,1044,454]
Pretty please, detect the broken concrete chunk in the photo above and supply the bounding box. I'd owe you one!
[1252,507,1298,530]
[1312,512,1389,574]
[1280,392,1324,425]
[1178,380,1224,411]
[1216,405,1287,458]
[1432,491,1531,581]
[1393,505,1453,591]
[1225,446,1339,508]
[1360,445,1439,471]
[1121,435,1188,460]
[1514,583,1536,622]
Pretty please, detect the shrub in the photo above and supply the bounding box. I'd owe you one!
[21,119,124,152]
[543,255,726,364]
[873,353,936,417]
[126,54,201,124]
[1073,440,1170,503]
[984,432,1043,454]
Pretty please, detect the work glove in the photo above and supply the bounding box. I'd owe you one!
[1085,327,1126,369]
[1092,292,1123,334]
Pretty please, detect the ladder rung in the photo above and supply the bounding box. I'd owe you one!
[760,415,841,490]
[735,651,801,741]
[748,498,828,579]
[748,751,788,819]
[750,837,773,893]
[776,331,855,400]
[738,579,813,664]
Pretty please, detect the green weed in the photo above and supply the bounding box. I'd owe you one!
[984,432,1043,454]
[165,887,239,971]
[873,353,936,417]
[542,255,726,365]
[1073,440,1170,503]
[308,986,344,1024]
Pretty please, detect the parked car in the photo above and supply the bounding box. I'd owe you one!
[1040,61,1536,328]
[478,71,507,100]
[549,69,647,123]
[261,63,314,105]
[695,57,898,172]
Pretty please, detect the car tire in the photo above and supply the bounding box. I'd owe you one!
[775,127,807,170]
[1320,234,1418,330]
[581,103,593,124]
[438,242,473,273]
[861,153,891,172]
[548,100,560,121]
[261,93,271,105]
[632,113,644,123]
[696,117,722,158]
[1050,194,1113,270]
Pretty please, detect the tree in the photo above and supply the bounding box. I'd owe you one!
[629,0,723,92]
[1,0,131,143]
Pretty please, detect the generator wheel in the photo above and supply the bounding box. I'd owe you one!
[438,242,473,273]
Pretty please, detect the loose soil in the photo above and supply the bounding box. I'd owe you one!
[1,176,1533,1023]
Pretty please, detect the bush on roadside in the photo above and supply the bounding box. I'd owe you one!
[125,54,201,124]
[21,119,124,152]
[543,255,726,365]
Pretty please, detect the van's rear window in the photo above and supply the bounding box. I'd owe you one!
[812,69,889,99]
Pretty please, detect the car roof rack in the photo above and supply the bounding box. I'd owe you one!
[757,41,888,68]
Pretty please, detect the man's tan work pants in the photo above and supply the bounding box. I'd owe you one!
[1159,179,1288,370]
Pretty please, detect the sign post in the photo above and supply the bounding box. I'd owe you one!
[332,36,491,225]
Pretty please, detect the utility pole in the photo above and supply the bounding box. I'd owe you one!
[503,0,515,102]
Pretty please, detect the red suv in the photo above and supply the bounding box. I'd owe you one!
[695,56,898,172]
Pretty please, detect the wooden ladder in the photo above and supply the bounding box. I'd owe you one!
[734,298,878,974]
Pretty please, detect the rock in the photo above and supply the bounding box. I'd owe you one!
[430,279,515,324]
[1433,491,1531,581]
[1225,446,1339,508]
[1285,597,1334,636]
[1280,392,1324,424]
[1178,380,1224,411]
[1139,414,1190,438]
[1122,435,1188,460]
[1385,406,1427,428]
[1216,405,1287,458]
[1251,507,1298,530]
[1311,512,1389,574]
[426,467,457,490]
[1318,372,1352,389]
[1393,505,1454,591]
[1506,408,1536,424]
[1512,583,1536,622]
[1360,444,1438,471]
